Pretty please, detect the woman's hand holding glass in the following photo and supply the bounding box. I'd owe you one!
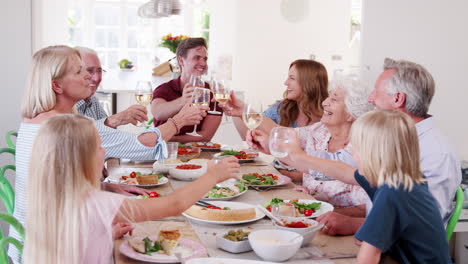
[217,91,245,117]
[186,87,211,137]
[209,79,229,114]
[206,156,241,183]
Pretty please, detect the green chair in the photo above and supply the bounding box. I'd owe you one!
[0,148,15,159]
[0,165,15,214]
[0,213,24,263]
[5,131,17,150]
[446,186,464,241]
[145,117,154,129]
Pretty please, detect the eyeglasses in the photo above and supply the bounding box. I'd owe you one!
[86,67,107,75]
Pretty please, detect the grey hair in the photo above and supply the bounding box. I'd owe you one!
[383,58,435,117]
[330,76,374,119]
[74,46,98,56]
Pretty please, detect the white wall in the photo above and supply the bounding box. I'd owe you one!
[209,0,353,106]
[0,0,32,236]
[361,0,468,160]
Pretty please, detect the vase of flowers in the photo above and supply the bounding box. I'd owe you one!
[159,34,189,54]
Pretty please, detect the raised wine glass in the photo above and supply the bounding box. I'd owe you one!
[242,99,263,131]
[134,80,153,127]
[186,87,211,137]
[209,79,229,114]
[269,126,293,158]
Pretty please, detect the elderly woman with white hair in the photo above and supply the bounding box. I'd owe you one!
[248,76,374,207]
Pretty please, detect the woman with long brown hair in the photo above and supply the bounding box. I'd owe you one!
[223,59,328,139]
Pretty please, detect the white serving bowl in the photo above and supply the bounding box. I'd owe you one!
[248,229,302,262]
[216,234,252,253]
[272,217,322,246]
[152,160,183,174]
[169,163,207,181]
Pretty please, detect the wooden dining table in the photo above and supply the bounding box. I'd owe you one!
[110,151,359,264]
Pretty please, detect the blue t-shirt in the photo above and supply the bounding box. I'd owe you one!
[354,171,451,264]
[263,101,297,128]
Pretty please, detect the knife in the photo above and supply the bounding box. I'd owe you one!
[195,200,217,208]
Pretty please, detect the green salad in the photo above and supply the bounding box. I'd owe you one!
[205,182,247,198]
[241,173,277,185]
[142,237,162,255]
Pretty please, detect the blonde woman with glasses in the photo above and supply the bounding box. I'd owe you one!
[23,114,240,263]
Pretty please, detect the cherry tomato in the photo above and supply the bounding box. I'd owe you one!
[266,205,272,212]
[206,205,215,209]
[293,222,308,228]
[304,209,314,217]
[261,178,266,182]
[129,172,137,178]
[149,192,159,198]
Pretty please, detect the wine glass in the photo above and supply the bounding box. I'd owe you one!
[271,202,296,217]
[269,126,293,158]
[134,81,153,127]
[186,87,211,137]
[242,100,263,131]
[190,74,205,89]
[209,79,230,115]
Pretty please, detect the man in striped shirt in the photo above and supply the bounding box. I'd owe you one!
[75,46,148,128]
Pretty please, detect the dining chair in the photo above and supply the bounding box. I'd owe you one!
[145,117,154,129]
[0,165,15,214]
[0,213,24,263]
[446,186,464,241]
[5,131,17,150]
[0,148,15,159]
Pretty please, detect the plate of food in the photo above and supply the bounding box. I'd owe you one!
[240,173,292,187]
[264,198,334,218]
[182,201,265,225]
[202,181,248,201]
[106,171,169,188]
[190,142,222,151]
[178,145,202,162]
[120,230,208,263]
[213,150,259,163]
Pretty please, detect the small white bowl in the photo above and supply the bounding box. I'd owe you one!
[272,217,321,246]
[216,234,252,253]
[169,163,207,181]
[248,229,302,262]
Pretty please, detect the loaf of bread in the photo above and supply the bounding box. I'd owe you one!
[185,205,256,221]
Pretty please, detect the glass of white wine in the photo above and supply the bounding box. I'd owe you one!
[242,100,263,131]
[209,79,229,114]
[186,87,211,137]
[134,80,153,127]
[190,74,205,89]
[269,126,293,158]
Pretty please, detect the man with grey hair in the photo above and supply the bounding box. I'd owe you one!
[254,58,461,236]
[75,46,148,128]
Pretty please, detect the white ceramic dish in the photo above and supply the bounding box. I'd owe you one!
[169,164,207,181]
[104,175,169,188]
[182,201,266,225]
[283,199,334,218]
[272,217,322,246]
[216,234,252,253]
[242,174,292,188]
[120,236,207,263]
[152,160,184,174]
[248,229,302,262]
[186,258,277,264]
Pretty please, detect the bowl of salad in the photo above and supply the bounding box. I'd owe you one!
[264,198,332,218]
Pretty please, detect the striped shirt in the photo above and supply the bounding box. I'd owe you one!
[76,96,109,121]
[9,120,167,263]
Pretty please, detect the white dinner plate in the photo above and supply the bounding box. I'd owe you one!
[182,201,265,225]
[242,174,292,188]
[283,199,334,218]
[186,258,277,264]
[105,175,169,188]
[202,187,248,201]
[120,236,207,263]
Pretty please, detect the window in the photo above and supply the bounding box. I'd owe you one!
[67,0,210,69]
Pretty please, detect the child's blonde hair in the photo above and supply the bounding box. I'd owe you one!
[24,114,101,263]
[21,45,80,119]
[350,109,425,191]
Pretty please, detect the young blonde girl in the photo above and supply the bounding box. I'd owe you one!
[23,114,240,264]
[349,109,450,263]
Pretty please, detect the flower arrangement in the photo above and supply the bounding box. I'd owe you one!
[159,34,189,54]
